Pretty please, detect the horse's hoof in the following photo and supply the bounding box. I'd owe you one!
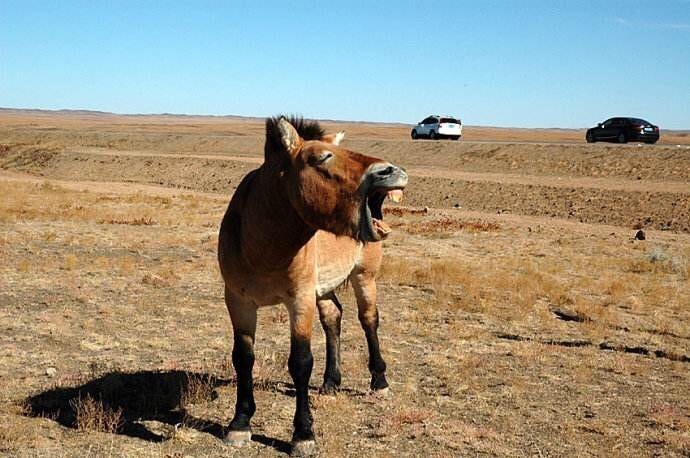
[291,439,317,457]
[371,386,391,399]
[319,382,339,396]
[224,429,252,447]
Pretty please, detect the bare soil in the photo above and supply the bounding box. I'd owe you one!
[1,110,689,457]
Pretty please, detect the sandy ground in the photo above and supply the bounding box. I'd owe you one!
[1,110,689,457]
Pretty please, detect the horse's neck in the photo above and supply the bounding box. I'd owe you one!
[239,169,316,270]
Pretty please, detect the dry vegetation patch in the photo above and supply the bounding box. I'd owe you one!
[69,394,124,433]
[395,215,501,235]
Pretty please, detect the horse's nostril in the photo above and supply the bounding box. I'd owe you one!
[377,166,395,177]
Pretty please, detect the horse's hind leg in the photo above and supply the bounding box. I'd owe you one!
[224,289,257,447]
[317,292,343,394]
[351,271,389,393]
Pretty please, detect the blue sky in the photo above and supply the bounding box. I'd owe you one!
[2,1,689,128]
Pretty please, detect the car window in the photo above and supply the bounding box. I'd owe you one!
[440,118,459,124]
[602,119,613,127]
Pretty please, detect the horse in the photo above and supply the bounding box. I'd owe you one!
[217,116,408,456]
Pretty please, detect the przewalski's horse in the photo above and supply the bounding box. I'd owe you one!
[218,116,407,456]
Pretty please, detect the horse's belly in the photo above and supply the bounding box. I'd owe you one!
[315,233,363,297]
[316,264,352,297]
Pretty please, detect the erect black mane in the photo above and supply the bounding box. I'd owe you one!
[264,115,325,162]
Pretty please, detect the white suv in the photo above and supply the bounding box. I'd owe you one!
[411,115,462,140]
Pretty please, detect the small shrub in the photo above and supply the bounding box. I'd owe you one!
[181,373,216,407]
[69,394,123,433]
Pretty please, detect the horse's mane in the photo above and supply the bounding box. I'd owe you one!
[264,116,325,162]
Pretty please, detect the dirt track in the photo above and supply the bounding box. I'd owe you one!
[1,111,689,457]
[2,136,689,233]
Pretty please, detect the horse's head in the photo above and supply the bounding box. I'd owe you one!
[267,117,408,242]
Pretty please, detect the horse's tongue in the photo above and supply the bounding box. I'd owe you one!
[387,189,403,203]
[373,218,392,237]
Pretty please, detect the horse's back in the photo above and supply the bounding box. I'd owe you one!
[218,169,259,278]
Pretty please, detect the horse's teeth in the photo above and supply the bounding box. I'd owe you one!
[373,218,392,236]
[387,190,403,203]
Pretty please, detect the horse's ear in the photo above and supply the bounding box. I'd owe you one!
[323,131,345,146]
[278,117,302,155]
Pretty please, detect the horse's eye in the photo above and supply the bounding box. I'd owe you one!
[314,152,333,165]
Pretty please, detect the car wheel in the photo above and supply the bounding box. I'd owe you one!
[451,136,459,141]
[429,130,437,140]
[617,132,627,144]
[411,130,418,140]
[586,131,595,143]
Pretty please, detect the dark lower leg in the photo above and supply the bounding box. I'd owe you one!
[229,334,255,431]
[318,296,342,393]
[360,311,388,391]
[288,337,314,442]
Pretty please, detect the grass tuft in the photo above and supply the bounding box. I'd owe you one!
[69,394,123,433]
[180,373,217,407]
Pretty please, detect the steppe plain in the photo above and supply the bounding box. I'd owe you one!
[1,109,689,457]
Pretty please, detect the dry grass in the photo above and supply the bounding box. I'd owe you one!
[394,216,500,235]
[69,395,123,433]
[0,421,29,452]
[181,373,217,408]
[1,121,689,456]
[378,257,482,311]
[142,268,181,288]
[380,220,689,346]
[99,216,156,226]
[0,180,225,229]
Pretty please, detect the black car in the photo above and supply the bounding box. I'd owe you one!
[586,117,659,144]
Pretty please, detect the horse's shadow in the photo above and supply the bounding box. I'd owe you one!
[23,370,292,454]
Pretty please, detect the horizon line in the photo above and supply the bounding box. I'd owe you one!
[1,106,688,132]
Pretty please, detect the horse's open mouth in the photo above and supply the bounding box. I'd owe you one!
[362,188,404,242]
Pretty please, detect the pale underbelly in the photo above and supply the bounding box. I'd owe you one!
[316,268,351,298]
[315,233,363,298]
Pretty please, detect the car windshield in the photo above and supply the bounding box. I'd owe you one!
[440,118,459,124]
[629,118,651,125]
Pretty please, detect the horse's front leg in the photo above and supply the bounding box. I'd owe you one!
[288,299,317,456]
[351,271,389,393]
[224,289,258,446]
[317,292,343,394]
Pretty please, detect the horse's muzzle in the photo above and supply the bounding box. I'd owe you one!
[358,163,409,242]
[367,163,409,190]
